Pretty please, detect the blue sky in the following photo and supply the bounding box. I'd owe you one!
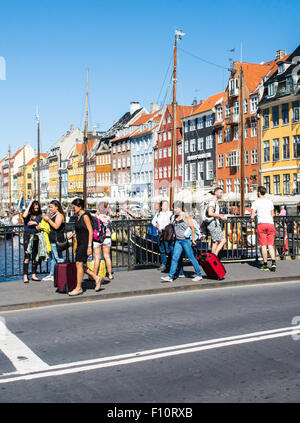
[0,0,299,157]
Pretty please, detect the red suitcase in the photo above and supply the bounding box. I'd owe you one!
[54,263,77,293]
[197,253,226,280]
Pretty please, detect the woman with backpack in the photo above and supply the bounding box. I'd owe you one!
[67,198,103,296]
[93,201,113,281]
[161,201,202,283]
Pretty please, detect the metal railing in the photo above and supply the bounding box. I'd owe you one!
[0,216,299,279]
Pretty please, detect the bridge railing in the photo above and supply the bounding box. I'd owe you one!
[0,216,299,279]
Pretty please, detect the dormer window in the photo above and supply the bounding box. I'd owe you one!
[268,83,275,97]
[278,63,284,74]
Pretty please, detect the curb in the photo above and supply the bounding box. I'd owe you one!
[0,275,299,312]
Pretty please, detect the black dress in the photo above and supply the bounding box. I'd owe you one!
[75,213,90,263]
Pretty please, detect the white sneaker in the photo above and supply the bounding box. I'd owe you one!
[192,276,203,282]
[178,275,185,278]
[42,275,54,281]
[161,276,173,282]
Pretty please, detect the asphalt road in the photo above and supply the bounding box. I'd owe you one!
[1,280,300,403]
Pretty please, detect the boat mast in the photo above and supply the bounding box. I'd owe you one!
[170,29,184,210]
[83,68,89,207]
[36,107,41,203]
[8,146,11,216]
[239,65,245,216]
[23,145,26,206]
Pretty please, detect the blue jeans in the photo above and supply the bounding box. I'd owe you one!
[169,239,201,279]
[158,239,171,266]
[50,243,64,276]
[169,242,184,276]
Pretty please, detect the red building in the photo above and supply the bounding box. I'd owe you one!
[153,104,193,199]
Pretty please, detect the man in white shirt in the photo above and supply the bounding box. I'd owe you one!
[251,186,276,271]
[152,200,173,271]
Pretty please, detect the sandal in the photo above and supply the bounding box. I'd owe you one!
[32,277,41,281]
[95,276,103,292]
[68,288,83,296]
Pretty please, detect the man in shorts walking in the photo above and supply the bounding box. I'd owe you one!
[251,186,277,271]
[207,187,227,257]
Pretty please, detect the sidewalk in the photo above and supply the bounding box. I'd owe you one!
[0,260,299,312]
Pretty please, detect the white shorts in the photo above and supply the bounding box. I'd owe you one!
[93,238,112,248]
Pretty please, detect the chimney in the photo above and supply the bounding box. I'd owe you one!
[150,102,159,113]
[199,99,204,105]
[276,50,286,61]
[130,101,141,115]
[192,98,197,106]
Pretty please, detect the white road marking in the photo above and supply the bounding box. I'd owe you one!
[0,318,50,374]
[0,325,300,384]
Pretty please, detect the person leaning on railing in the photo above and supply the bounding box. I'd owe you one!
[22,199,43,283]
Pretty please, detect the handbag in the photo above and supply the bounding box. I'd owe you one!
[55,231,69,251]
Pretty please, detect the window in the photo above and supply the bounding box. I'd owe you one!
[283,137,290,159]
[190,163,197,181]
[206,114,213,127]
[244,150,249,165]
[272,139,280,161]
[178,164,182,177]
[197,117,204,129]
[225,105,231,118]
[185,140,189,153]
[184,122,188,133]
[293,135,300,158]
[251,121,257,137]
[268,83,275,97]
[206,160,214,180]
[250,95,258,113]
[264,176,270,194]
[168,146,171,157]
[118,158,121,169]
[122,157,126,168]
[198,138,204,150]
[233,126,239,140]
[234,178,240,193]
[190,139,196,152]
[206,135,213,149]
[252,148,258,164]
[168,166,171,178]
[218,154,224,168]
[278,63,284,74]
[118,143,121,153]
[244,123,248,139]
[263,109,269,129]
[272,106,279,127]
[293,173,300,194]
[283,174,290,195]
[282,103,289,125]
[226,151,239,167]
[217,105,223,121]
[245,178,249,194]
[168,130,172,139]
[292,101,300,123]
[273,175,280,195]
[159,167,163,178]
[159,149,162,158]
[218,130,223,144]
[127,157,130,167]
[113,159,116,170]
[225,128,231,142]
[122,142,126,152]
[163,132,167,141]
[226,179,232,193]
[113,145,116,154]
[154,150,158,160]
[263,141,270,162]
[127,141,130,150]
[190,120,196,131]
[233,101,239,116]
[198,161,204,180]
[244,99,248,114]
[218,179,224,191]
[163,167,167,178]
[178,144,182,155]
[163,148,167,158]
[185,164,189,181]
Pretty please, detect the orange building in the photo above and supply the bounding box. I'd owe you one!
[95,143,111,197]
[216,60,278,198]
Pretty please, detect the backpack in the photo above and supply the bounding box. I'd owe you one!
[161,214,175,242]
[198,201,216,236]
[184,218,201,241]
[86,212,106,243]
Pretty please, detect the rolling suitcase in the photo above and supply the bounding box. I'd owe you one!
[197,253,226,280]
[54,262,77,293]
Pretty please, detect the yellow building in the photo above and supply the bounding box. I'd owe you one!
[49,155,59,199]
[17,155,47,201]
[68,140,95,197]
[259,46,300,199]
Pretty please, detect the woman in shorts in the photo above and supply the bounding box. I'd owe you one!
[93,202,113,280]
